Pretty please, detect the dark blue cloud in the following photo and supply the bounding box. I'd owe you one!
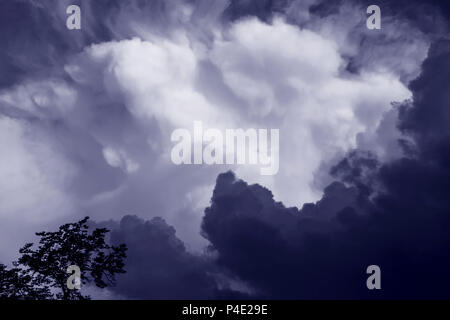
[200,40,450,299]
[101,215,244,299]
[312,0,450,30]
[398,40,450,165]
[201,171,370,299]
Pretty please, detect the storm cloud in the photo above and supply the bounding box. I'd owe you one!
[200,40,450,299]
[1,0,449,299]
[102,39,450,300]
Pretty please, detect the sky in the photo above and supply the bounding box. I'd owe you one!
[1,0,450,299]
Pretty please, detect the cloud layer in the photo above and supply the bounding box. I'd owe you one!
[102,41,450,299]
[1,0,449,299]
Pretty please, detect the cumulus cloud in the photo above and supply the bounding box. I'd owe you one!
[87,38,450,300]
[208,16,411,204]
[200,41,450,299]
[1,0,449,299]
[99,215,246,299]
[60,13,413,213]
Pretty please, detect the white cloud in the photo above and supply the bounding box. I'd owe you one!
[103,147,139,173]
[61,16,413,224]
[0,117,76,262]
[208,17,411,204]
[0,9,424,257]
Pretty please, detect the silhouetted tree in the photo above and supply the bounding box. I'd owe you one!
[4,217,127,300]
[0,263,51,299]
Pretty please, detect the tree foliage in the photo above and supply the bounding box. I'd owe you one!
[0,263,51,300]
[0,217,127,300]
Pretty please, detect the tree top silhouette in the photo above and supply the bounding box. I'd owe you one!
[1,217,127,300]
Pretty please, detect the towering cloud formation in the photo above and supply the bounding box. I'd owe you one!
[100,41,450,298]
[200,41,450,299]
[0,0,449,299]
[106,215,219,299]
